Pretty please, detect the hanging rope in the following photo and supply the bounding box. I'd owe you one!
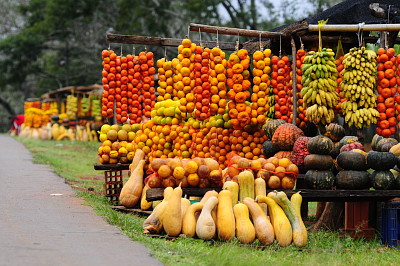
[279,35,282,57]
[299,36,304,50]
[164,47,167,60]
[318,19,328,52]
[235,32,240,51]
[216,29,219,48]
[187,25,190,39]
[120,44,123,56]
[199,28,203,48]
[259,32,262,51]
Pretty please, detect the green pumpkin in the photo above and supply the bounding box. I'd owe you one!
[305,170,335,189]
[367,151,397,171]
[263,140,279,158]
[371,170,395,190]
[324,123,345,142]
[304,154,333,170]
[335,170,370,189]
[371,134,384,151]
[375,138,398,152]
[307,135,334,155]
[336,151,367,171]
[262,119,286,140]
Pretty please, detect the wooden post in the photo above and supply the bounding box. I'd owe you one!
[106,34,240,50]
[308,23,400,32]
[291,37,297,125]
[189,23,284,38]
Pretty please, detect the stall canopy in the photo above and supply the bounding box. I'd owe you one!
[244,0,400,54]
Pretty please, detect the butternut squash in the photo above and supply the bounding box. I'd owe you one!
[233,203,256,244]
[290,192,308,247]
[254,177,266,198]
[181,198,191,218]
[119,160,145,208]
[196,196,219,240]
[223,181,239,206]
[163,186,182,236]
[257,194,292,247]
[258,203,269,217]
[217,190,235,241]
[140,184,152,210]
[130,149,145,172]
[143,187,174,234]
[243,197,274,245]
[238,170,255,201]
[182,202,204,237]
[200,190,218,227]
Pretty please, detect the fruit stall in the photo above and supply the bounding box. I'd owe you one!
[20,84,103,141]
[90,1,400,247]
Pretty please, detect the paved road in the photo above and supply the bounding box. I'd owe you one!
[0,135,162,266]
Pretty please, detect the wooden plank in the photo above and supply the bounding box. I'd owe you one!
[146,188,400,202]
[308,23,400,32]
[189,23,285,39]
[111,206,152,216]
[94,164,130,170]
[106,34,240,50]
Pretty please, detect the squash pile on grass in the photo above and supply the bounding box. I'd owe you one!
[142,187,307,247]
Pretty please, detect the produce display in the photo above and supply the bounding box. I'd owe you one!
[295,49,307,129]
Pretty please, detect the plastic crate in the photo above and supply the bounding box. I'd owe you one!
[380,201,400,248]
[104,170,124,204]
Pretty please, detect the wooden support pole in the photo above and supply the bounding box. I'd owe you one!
[309,23,400,32]
[291,37,297,125]
[189,23,284,38]
[106,34,240,50]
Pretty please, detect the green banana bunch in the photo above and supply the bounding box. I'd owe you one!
[266,85,275,118]
[81,97,90,115]
[66,94,78,120]
[340,47,379,128]
[301,48,338,124]
[91,98,102,121]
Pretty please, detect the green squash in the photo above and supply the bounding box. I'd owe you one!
[335,170,371,189]
[307,135,334,155]
[371,170,395,190]
[336,151,367,171]
[304,170,335,189]
[324,123,345,142]
[262,119,286,140]
[367,151,397,171]
[263,140,279,158]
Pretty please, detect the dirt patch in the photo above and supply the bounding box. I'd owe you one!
[79,175,104,180]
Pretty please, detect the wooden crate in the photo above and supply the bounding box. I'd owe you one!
[104,170,124,204]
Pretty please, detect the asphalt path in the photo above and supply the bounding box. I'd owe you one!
[0,135,162,266]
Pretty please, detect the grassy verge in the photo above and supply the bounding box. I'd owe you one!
[16,137,399,265]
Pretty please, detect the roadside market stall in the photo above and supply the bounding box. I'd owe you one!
[93,0,400,247]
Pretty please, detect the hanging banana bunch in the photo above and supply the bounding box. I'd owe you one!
[66,94,78,120]
[301,48,339,124]
[340,47,379,128]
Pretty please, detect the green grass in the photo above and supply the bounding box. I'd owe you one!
[16,137,400,265]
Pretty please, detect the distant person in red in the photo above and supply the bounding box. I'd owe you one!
[9,114,24,135]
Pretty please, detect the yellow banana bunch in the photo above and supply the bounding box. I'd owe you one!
[91,98,102,121]
[81,97,90,116]
[301,48,339,124]
[66,94,78,120]
[340,47,379,128]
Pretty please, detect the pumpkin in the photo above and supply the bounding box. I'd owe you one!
[335,170,371,189]
[271,123,304,151]
[394,171,400,189]
[233,203,256,244]
[371,134,384,151]
[258,195,292,247]
[379,141,398,152]
[262,119,286,140]
[336,151,367,170]
[367,151,397,170]
[376,138,398,152]
[324,123,345,141]
[273,191,307,247]
[330,142,341,158]
[196,196,219,240]
[338,136,359,150]
[291,137,311,173]
[304,154,333,170]
[371,170,395,190]
[339,142,365,153]
[307,135,334,155]
[273,150,293,160]
[263,140,279,158]
[304,170,335,189]
[389,143,400,156]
